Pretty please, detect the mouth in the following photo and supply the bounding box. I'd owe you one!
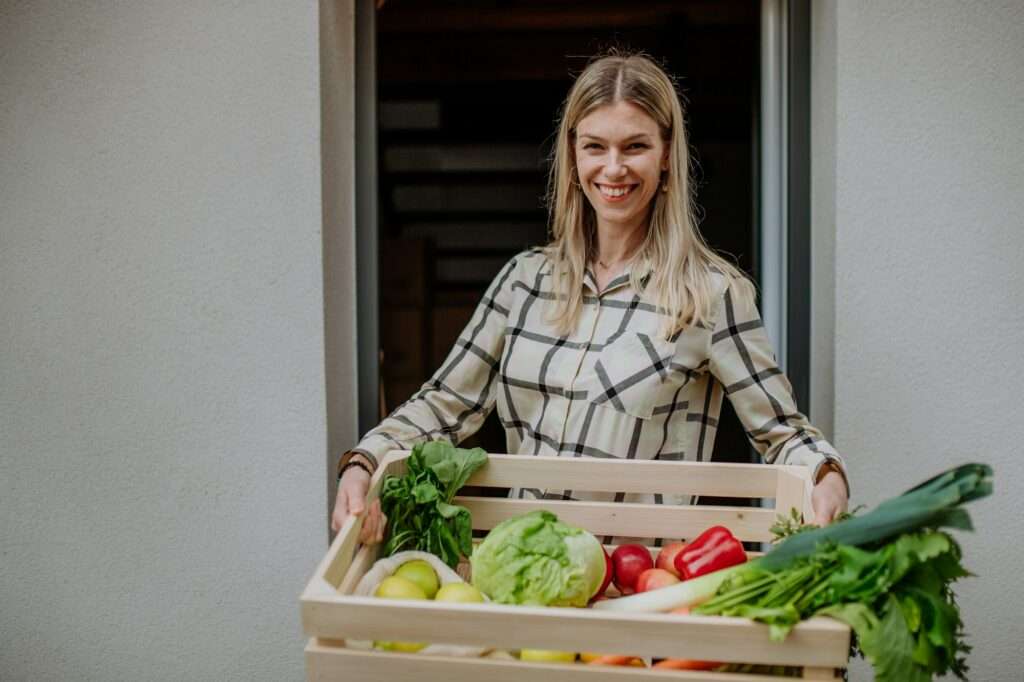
[595,183,638,202]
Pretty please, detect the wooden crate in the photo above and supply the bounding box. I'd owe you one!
[301,453,851,680]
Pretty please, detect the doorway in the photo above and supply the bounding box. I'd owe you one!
[369,0,761,471]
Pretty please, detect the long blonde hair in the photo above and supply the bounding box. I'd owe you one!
[544,50,755,339]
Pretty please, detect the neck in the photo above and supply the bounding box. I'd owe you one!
[594,220,647,267]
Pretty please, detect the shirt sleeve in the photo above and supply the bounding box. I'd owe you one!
[348,255,518,469]
[707,284,850,495]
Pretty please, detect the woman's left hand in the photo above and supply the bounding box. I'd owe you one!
[811,470,848,526]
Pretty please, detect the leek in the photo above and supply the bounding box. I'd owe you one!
[592,462,992,614]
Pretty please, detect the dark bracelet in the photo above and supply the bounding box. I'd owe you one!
[338,459,373,482]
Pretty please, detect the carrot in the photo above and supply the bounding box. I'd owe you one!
[653,658,721,671]
[588,655,643,666]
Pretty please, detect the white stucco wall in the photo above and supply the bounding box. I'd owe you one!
[0,3,335,680]
[813,2,1024,679]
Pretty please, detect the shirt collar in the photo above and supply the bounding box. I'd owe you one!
[584,259,654,296]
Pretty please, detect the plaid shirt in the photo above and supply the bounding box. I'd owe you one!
[353,248,848,507]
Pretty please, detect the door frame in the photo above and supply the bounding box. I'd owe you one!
[349,0,814,433]
[354,0,380,436]
[760,0,812,413]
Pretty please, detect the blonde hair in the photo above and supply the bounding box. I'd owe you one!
[543,50,756,339]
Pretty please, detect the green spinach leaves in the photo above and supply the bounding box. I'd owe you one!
[379,441,488,569]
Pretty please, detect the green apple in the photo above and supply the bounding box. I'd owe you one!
[373,575,427,652]
[519,649,577,663]
[434,582,484,603]
[393,560,440,599]
[374,576,427,601]
[374,640,427,653]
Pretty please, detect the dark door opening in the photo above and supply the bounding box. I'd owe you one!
[373,0,760,480]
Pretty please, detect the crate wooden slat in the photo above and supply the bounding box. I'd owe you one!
[464,454,783,498]
[301,451,849,680]
[302,596,849,666]
[457,496,779,542]
[305,641,841,681]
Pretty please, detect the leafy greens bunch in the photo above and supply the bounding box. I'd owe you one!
[694,463,992,681]
[379,441,488,569]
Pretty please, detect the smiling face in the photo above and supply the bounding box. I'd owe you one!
[573,99,670,237]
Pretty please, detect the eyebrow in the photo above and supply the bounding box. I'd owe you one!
[578,133,652,142]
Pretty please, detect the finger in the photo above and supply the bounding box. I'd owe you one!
[331,490,348,532]
[348,491,365,516]
[376,512,386,543]
[355,502,372,542]
[366,508,381,545]
[369,511,381,538]
[816,503,839,527]
[811,500,828,527]
[331,509,342,533]
[370,510,383,538]
[358,514,374,544]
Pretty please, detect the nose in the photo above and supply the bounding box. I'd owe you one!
[605,150,628,179]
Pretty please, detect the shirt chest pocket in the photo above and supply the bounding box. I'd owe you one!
[574,332,678,420]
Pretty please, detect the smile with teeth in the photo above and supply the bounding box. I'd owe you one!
[596,184,637,199]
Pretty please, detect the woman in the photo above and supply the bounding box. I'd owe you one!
[333,51,849,544]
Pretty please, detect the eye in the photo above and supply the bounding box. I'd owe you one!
[581,142,647,150]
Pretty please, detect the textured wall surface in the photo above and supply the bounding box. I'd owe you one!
[0,3,329,680]
[815,2,1024,679]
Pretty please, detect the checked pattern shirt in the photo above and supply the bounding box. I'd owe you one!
[352,248,847,509]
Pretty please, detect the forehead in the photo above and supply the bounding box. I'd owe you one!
[575,100,660,141]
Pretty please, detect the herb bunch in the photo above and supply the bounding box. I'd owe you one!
[379,441,488,568]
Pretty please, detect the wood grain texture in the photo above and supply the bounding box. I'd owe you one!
[463,454,780,498]
[456,496,778,542]
[305,640,794,681]
[302,597,850,667]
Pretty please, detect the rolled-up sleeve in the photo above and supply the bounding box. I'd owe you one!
[707,284,849,495]
[349,255,517,468]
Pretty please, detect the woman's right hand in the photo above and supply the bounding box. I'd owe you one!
[331,464,387,545]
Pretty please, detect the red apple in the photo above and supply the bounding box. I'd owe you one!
[655,541,687,578]
[636,568,680,593]
[611,544,654,594]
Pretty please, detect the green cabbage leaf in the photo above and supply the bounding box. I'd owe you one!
[470,510,605,607]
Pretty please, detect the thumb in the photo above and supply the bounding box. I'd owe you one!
[814,502,836,527]
[810,497,828,527]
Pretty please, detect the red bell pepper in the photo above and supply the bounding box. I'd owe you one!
[673,525,746,580]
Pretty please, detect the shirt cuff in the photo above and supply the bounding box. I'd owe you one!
[776,439,850,498]
[810,454,850,498]
[348,434,404,471]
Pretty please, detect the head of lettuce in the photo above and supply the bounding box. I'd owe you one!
[470,510,607,607]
